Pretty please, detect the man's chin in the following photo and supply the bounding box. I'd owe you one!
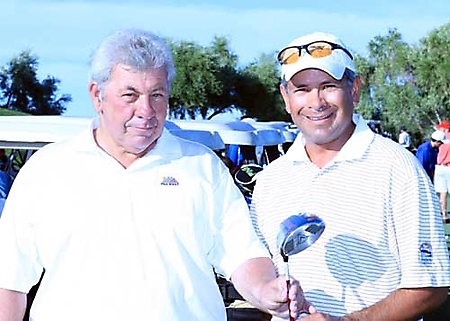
[303,131,333,145]
[122,137,152,154]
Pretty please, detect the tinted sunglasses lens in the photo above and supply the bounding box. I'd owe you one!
[307,42,333,58]
[279,47,300,65]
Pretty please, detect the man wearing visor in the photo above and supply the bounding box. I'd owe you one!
[250,32,450,320]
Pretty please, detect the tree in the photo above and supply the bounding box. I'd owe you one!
[235,53,288,121]
[0,51,71,115]
[204,36,241,119]
[169,36,244,119]
[356,29,425,144]
[356,25,450,146]
[169,37,288,121]
[353,54,376,121]
[414,23,450,126]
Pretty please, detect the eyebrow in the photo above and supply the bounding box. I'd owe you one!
[150,85,167,92]
[290,78,340,88]
[122,85,167,93]
[123,86,139,92]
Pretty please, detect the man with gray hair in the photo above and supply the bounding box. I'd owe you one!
[0,29,309,321]
[250,31,450,320]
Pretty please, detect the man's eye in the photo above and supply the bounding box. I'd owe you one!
[122,93,140,102]
[151,92,167,101]
[322,84,339,91]
[294,87,308,93]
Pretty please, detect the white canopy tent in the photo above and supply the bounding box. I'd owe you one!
[169,119,286,146]
[0,116,225,151]
[0,116,226,179]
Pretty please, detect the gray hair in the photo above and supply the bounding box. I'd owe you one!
[89,29,176,93]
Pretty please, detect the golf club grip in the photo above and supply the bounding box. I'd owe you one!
[286,279,294,321]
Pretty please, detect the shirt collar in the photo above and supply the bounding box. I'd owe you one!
[73,118,183,161]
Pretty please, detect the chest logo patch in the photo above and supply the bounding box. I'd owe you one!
[419,242,433,265]
[161,176,179,186]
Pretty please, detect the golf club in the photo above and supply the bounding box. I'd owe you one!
[276,213,326,320]
[233,163,263,197]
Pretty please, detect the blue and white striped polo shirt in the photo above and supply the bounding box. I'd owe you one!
[251,114,450,318]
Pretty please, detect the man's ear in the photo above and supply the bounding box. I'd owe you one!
[352,76,361,105]
[280,83,292,115]
[89,82,102,112]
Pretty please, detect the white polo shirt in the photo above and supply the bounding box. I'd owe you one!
[251,114,450,318]
[0,120,270,321]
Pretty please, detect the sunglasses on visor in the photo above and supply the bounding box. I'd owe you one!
[277,40,354,65]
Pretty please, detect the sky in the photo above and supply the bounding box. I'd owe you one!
[1,0,449,118]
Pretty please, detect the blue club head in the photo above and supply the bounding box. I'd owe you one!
[277,213,326,259]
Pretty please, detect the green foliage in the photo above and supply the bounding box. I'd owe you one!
[356,25,450,147]
[168,37,287,120]
[0,108,28,116]
[236,53,288,121]
[414,24,450,125]
[169,39,222,119]
[0,51,71,115]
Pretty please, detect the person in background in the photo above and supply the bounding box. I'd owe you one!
[416,130,447,182]
[250,31,450,321]
[434,120,450,221]
[398,125,412,151]
[0,29,309,321]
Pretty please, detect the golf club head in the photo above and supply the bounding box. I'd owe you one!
[277,213,326,259]
[233,163,263,196]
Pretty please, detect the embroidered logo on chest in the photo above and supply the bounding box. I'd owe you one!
[160,176,179,186]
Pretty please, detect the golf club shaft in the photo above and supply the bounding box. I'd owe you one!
[284,261,294,321]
